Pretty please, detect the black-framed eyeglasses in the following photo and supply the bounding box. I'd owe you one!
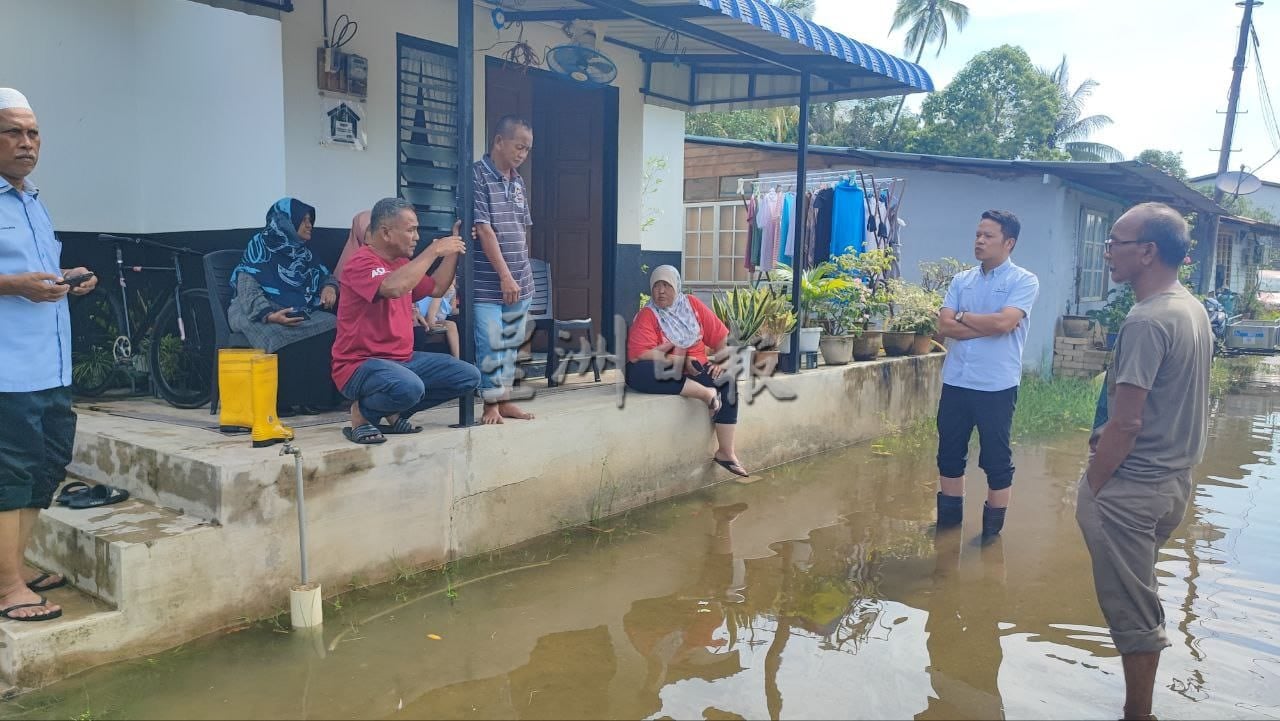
[1104,239,1152,249]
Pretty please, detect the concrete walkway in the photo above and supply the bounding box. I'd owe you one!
[0,353,943,690]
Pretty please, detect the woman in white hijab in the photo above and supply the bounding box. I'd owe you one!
[625,266,748,477]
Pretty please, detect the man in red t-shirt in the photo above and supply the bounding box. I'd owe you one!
[331,198,480,444]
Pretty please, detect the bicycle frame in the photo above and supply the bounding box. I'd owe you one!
[99,234,199,357]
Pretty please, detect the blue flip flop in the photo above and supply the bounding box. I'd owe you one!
[65,484,130,510]
[55,481,91,506]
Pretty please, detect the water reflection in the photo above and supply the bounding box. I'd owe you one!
[5,361,1280,720]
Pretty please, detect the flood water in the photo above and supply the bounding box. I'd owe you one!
[5,363,1280,720]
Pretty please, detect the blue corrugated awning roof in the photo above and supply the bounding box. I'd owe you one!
[697,0,932,93]
[491,0,933,110]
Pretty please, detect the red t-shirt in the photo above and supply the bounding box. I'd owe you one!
[627,295,727,364]
[331,246,435,390]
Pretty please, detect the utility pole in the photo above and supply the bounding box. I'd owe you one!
[1213,0,1262,205]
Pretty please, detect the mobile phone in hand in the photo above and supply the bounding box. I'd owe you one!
[285,308,310,320]
[57,271,95,287]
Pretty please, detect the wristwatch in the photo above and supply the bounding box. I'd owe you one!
[955,311,967,325]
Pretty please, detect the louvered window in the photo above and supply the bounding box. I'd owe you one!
[397,35,459,241]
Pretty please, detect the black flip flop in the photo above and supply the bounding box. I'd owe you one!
[377,418,423,435]
[713,458,750,478]
[0,595,62,622]
[343,424,386,445]
[26,573,67,593]
[66,484,130,509]
[55,481,90,506]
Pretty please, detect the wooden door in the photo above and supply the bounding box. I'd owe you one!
[531,75,605,333]
[483,60,536,202]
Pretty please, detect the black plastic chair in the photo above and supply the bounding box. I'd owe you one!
[525,259,597,387]
[202,249,254,415]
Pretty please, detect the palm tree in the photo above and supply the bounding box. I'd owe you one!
[883,0,971,147]
[1045,56,1123,162]
[769,0,815,19]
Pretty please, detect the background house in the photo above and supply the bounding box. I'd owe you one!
[684,136,1226,372]
[1188,174,1280,221]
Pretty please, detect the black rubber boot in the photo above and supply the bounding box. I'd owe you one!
[982,502,1007,540]
[936,492,963,528]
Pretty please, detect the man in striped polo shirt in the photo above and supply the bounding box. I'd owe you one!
[472,116,536,424]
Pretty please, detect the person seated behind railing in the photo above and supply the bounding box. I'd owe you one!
[625,265,749,478]
[228,197,340,415]
[413,279,460,358]
[330,198,480,445]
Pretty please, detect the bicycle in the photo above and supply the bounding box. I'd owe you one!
[68,234,215,409]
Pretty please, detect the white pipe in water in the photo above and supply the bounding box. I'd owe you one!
[281,442,322,629]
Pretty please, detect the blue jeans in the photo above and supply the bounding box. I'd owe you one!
[341,352,480,425]
[473,298,531,402]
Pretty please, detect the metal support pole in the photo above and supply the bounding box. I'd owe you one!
[456,0,477,427]
[787,72,811,375]
[1212,0,1261,207]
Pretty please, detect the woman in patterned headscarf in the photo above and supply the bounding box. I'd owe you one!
[625,265,749,477]
[228,198,340,415]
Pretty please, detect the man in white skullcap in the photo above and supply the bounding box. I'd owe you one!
[0,88,97,621]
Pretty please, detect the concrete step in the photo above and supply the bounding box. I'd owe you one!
[26,491,214,608]
[0,584,123,690]
[2,494,224,689]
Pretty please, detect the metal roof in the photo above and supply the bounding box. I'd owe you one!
[489,0,933,110]
[686,136,1227,216]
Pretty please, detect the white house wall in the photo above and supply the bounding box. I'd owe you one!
[0,0,285,233]
[278,0,675,248]
[639,105,687,253]
[861,166,1082,372]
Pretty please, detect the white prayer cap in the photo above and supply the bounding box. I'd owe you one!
[0,89,32,112]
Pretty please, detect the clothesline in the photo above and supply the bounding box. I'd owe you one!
[738,169,903,195]
[737,166,909,277]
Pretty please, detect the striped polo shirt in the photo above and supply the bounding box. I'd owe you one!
[472,155,533,304]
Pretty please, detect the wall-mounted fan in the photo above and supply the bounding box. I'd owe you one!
[545,21,618,87]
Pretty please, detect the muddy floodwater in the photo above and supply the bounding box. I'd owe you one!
[4,363,1280,720]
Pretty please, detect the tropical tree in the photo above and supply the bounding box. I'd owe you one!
[1136,149,1188,180]
[884,0,971,147]
[769,0,815,19]
[1044,56,1122,162]
[906,45,1064,160]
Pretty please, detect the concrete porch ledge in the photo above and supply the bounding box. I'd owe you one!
[7,353,943,688]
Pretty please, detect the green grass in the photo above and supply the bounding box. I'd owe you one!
[1210,357,1255,397]
[1010,374,1102,440]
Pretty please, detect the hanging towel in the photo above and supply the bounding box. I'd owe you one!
[812,187,835,265]
[780,192,795,266]
[831,182,865,258]
[744,195,760,270]
[759,189,782,272]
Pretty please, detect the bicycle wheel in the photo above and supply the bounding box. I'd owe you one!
[149,288,215,409]
[68,287,126,396]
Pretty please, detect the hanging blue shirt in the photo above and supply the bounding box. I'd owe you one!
[0,178,71,392]
[831,181,865,258]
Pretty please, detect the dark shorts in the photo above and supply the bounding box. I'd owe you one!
[936,383,1018,490]
[0,386,77,511]
[625,360,738,425]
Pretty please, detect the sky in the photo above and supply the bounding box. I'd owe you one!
[813,0,1280,183]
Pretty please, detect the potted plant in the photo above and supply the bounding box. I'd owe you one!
[919,257,972,346]
[887,279,942,355]
[830,251,892,361]
[774,262,855,355]
[1060,299,1093,338]
[757,290,797,368]
[811,277,881,364]
[712,286,770,347]
[1086,285,1134,349]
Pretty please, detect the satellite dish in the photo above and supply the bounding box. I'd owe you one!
[1216,170,1263,196]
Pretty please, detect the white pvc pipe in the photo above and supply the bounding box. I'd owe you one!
[290,583,323,629]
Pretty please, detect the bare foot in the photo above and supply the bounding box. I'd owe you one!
[481,404,505,425]
[0,584,61,620]
[498,401,534,421]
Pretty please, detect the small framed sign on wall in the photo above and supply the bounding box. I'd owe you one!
[321,98,366,151]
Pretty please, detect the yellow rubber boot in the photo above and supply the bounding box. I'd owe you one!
[217,348,261,433]
[249,353,293,448]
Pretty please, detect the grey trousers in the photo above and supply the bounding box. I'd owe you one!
[1075,469,1192,655]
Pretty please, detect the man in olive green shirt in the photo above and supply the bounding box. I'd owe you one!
[1076,202,1212,721]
